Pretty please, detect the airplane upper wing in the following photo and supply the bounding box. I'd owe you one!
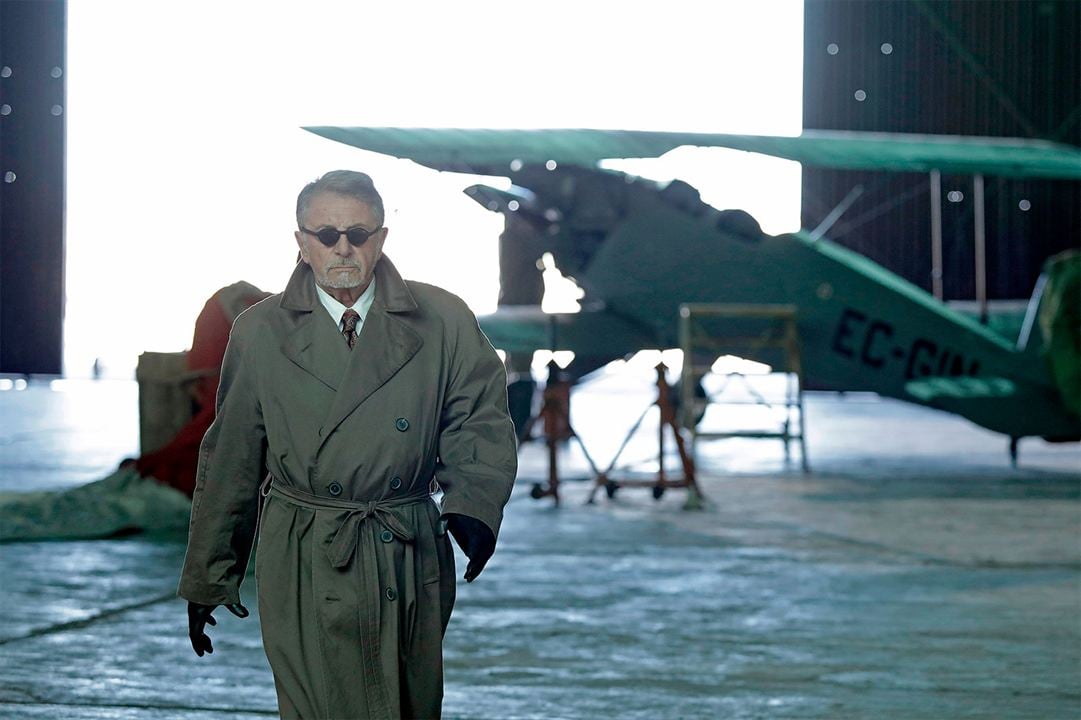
[304,126,1081,179]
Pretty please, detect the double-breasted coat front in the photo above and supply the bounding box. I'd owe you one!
[178,256,518,719]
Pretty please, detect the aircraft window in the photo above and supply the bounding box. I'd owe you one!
[826,43,839,55]
[880,43,894,55]
[854,90,867,102]
[1019,199,1032,212]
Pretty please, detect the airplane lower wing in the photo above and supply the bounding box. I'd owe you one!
[478,307,659,357]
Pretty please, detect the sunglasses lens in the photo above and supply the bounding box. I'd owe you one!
[346,229,372,246]
[316,229,341,246]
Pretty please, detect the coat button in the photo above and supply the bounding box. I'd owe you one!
[390,476,402,490]
[395,417,410,432]
[380,529,393,543]
[385,587,397,601]
[327,481,343,496]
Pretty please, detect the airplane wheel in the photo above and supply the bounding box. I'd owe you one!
[671,379,708,427]
[530,483,546,500]
[605,482,619,499]
[507,377,537,442]
[652,485,666,500]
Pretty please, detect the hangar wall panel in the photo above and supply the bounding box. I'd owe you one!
[0,0,66,374]
[802,0,1080,301]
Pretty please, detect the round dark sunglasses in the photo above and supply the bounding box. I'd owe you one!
[300,225,382,247]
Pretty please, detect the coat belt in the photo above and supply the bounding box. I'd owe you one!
[266,479,433,569]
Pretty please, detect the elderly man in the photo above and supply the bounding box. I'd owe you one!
[178,170,518,719]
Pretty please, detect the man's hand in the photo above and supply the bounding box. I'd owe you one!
[444,514,495,583]
[187,601,249,657]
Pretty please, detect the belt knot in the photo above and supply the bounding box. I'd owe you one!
[326,501,416,569]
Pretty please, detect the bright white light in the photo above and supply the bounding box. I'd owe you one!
[14,378,28,391]
[711,354,772,375]
[0,379,13,391]
[65,0,804,377]
[552,351,576,369]
[539,253,585,313]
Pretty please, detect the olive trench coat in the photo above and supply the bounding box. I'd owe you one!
[178,257,518,719]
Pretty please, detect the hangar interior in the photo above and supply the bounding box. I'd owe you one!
[0,1,1078,718]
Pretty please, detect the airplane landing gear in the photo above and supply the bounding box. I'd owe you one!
[588,363,702,506]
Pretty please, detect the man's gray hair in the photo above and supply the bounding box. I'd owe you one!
[296,170,385,227]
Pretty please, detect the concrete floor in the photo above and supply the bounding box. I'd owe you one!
[0,373,1078,719]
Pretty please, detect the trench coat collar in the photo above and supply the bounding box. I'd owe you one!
[279,255,417,314]
[278,256,423,445]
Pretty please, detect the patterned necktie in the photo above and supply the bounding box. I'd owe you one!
[341,309,360,349]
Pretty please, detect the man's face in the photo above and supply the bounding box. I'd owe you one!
[295,191,387,292]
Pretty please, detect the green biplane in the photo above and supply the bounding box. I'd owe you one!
[305,127,1081,457]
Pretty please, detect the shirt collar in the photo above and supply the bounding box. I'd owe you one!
[314,275,377,328]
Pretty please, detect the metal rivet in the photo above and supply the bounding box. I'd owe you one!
[51,105,63,116]
[50,66,63,78]
[395,418,410,432]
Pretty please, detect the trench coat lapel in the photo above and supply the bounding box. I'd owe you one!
[279,262,351,391]
[319,256,422,446]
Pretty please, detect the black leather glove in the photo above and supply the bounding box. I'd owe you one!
[444,513,495,583]
[187,601,249,656]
